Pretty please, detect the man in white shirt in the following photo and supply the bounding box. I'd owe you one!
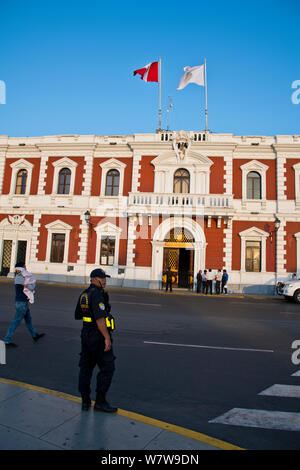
[205,269,213,295]
[215,269,222,294]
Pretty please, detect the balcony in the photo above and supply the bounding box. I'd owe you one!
[128,192,234,215]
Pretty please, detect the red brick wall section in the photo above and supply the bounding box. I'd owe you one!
[44,157,85,195]
[233,159,276,200]
[2,158,41,195]
[138,156,156,192]
[285,159,300,199]
[209,157,225,194]
[133,217,152,267]
[232,220,276,272]
[204,217,225,269]
[285,222,300,272]
[36,215,81,263]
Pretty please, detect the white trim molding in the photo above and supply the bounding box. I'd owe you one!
[293,162,300,208]
[45,219,73,264]
[239,226,270,273]
[100,158,127,197]
[240,160,269,208]
[9,159,34,196]
[51,157,78,195]
[94,221,123,267]
[294,232,300,276]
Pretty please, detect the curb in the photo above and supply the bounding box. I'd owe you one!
[0,377,244,451]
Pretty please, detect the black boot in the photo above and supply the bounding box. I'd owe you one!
[94,391,117,413]
[81,395,91,411]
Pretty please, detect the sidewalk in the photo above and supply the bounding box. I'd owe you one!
[0,378,243,451]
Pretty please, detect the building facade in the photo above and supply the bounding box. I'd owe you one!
[0,130,299,293]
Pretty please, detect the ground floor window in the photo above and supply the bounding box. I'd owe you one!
[50,233,65,263]
[245,240,261,272]
[100,236,115,265]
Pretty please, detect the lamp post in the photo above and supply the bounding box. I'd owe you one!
[271,216,281,293]
[84,210,93,236]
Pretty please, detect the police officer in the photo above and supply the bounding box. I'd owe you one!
[165,266,173,292]
[75,268,117,412]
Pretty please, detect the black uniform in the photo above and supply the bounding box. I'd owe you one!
[75,283,116,405]
[165,269,173,292]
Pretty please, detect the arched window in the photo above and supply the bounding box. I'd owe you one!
[15,169,28,194]
[57,168,71,194]
[247,171,261,199]
[105,169,120,196]
[173,168,190,193]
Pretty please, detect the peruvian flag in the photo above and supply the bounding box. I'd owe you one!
[133,61,159,82]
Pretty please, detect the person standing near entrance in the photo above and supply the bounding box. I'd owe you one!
[215,269,222,294]
[165,266,173,292]
[206,269,213,295]
[196,269,203,293]
[3,262,45,347]
[222,269,229,294]
[202,270,207,294]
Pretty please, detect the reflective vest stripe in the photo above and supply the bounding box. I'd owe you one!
[83,316,92,322]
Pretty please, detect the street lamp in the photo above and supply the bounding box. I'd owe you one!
[84,210,91,226]
[270,216,281,243]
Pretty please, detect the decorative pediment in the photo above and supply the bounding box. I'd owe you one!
[94,221,122,234]
[45,219,73,231]
[10,158,34,169]
[151,151,213,168]
[0,216,32,230]
[100,158,127,170]
[240,160,269,172]
[239,226,269,239]
[52,157,78,168]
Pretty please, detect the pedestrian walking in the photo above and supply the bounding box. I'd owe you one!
[196,269,203,293]
[75,268,117,413]
[165,266,173,292]
[222,269,229,294]
[215,269,222,294]
[3,262,45,347]
[206,269,213,295]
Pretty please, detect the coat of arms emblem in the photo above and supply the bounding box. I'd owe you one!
[172,130,191,161]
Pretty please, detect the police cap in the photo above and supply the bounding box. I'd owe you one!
[90,268,111,279]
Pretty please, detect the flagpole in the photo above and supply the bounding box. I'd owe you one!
[204,58,208,132]
[159,56,162,131]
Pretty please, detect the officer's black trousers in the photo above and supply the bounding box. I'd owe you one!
[78,327,115,399]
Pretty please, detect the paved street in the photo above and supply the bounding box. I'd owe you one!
[1,280,300,450]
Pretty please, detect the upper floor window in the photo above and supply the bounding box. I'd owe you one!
[247,171,261,199]
[57,168,71,194]
[105,169,120,196]
[15,169,28,194]
[173,168,190,193]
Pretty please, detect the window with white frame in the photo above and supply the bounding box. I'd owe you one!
[51,157,78,195]
[15,169,28,194]
[9,159,34,196]
[240,160,269,203]
[239,226,269,273]
[95,221,122,267]
[100,158,126,197]
[293,162,300,203]
[45,219,73,264]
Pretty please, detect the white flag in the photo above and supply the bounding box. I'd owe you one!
[177,65,204,90]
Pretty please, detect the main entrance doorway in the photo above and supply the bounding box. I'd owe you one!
[162,228,194,289]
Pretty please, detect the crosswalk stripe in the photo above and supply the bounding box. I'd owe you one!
[259,384,300,398]
[209,408,300,431]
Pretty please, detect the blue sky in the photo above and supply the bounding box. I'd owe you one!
[0,0,299,137]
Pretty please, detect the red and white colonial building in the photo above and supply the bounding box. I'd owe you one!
[0,130,299,293]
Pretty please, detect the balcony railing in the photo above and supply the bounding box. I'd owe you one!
[128,192,233,213]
